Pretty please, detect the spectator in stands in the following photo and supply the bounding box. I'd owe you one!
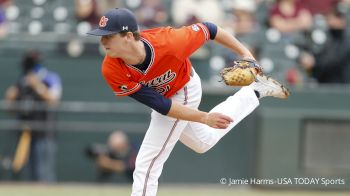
[88,130,137,182]
[171,0,224,26]
[221,0,260,63]
[302,0,340,15]
[231,0,258,36]
[135,0,168,29]
[300,2,350,83]
[269,0,313,34]
[4,50,62,182]
[0,0,10,38]
[75,0,101,27]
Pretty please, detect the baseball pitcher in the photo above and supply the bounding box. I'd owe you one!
[88,8,289,196]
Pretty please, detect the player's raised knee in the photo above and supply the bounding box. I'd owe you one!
[192,146,211,154]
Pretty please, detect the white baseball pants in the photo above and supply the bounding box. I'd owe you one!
[131,69,259,196]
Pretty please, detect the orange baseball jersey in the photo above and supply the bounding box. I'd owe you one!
[102,23,210,98]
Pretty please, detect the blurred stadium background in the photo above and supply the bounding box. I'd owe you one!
[1,0,350,195]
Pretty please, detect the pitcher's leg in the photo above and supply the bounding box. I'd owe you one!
[180,86,259,153]
[210,86,259,133]
[131,113,188,196]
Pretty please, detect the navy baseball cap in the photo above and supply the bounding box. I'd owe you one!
[87,8,138,36]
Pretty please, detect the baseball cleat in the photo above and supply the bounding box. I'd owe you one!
[250,74,290,99]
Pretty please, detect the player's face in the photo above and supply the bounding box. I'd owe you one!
[100,34,126,58]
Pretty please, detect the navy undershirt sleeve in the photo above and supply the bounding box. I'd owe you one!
[129,85,172,115]
[202,22,218,40]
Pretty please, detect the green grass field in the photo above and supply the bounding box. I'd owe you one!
[0,183,349,196]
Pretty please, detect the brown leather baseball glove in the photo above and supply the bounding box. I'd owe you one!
[220,59,263,86]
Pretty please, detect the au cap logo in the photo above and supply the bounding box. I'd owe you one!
[122,26,128,31]
[99,16,109,27]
